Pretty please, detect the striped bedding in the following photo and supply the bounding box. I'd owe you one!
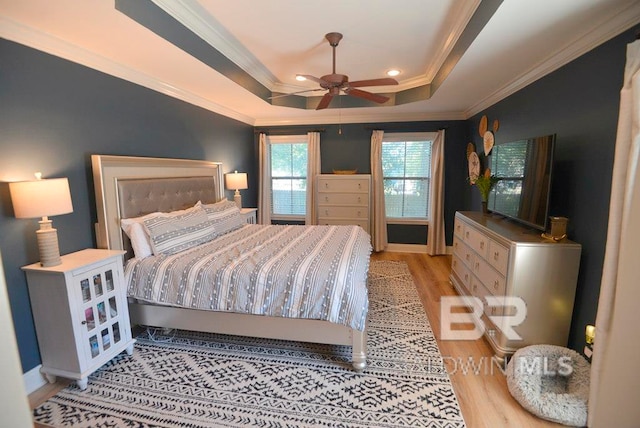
[125,224,372,331]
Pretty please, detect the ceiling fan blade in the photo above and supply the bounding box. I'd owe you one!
[316,93,334,110]
[297,74,325,85]
[344,88,390,104]
[348,78,398,88]
[269,88,325,99]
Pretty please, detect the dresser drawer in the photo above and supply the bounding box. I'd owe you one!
[318,192,368,206]
[452,237,465,257]
[318,177,369,192]
[319,206,368,219]
[473,256,506,297]
[452,255,472,292]
[454,218,465,239]
[463,225,489,258]
[488,240,509,275]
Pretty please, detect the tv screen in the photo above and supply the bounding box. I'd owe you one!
[487,134,555,231]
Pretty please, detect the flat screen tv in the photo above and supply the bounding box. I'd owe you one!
[486,134,555,231]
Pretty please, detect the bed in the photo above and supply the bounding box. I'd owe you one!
[91,154,371,370]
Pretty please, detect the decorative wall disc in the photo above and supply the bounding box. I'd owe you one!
[479,115,488,137]
[483,131,495,156]
[468,152,480,184]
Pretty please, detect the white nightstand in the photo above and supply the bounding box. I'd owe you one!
[22,249,135,390]
[240,207,258,224]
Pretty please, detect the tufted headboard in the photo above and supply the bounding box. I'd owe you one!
[92,155,225,254]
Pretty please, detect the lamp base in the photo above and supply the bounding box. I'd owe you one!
[234,190,242,209]
[36,218,61,267]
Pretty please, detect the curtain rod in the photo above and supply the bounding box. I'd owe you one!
[254,128,325,135]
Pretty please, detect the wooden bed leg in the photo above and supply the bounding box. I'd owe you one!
[351,329,367,371]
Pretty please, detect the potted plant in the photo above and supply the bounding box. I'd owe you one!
[470,168,500,213]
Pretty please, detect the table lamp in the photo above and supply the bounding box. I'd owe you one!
[9,173,73,267]
[225,171,248,208]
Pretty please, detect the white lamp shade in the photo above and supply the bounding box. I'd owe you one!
[9,178,73,219]
[225,171,248,190]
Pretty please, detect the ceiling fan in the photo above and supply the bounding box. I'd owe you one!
[273,32,399,110]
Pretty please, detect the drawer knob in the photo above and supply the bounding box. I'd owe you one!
[475,262,479,270]
[465,254,470,261]
[472,284,477,292]
[325,209,329,215]
[480,241,485,249]
[358,183,361,189]
[466,231,469,238]
[357,211,361,217]
[358,196,361,203]
[325,196,329,202]
[493,280,499,290]
[325,182,329,188]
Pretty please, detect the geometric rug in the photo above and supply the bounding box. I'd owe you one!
[33,260,466,427]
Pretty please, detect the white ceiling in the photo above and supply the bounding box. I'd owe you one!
[1,0,639,126]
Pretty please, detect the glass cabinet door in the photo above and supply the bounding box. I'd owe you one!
[75,263,124,362]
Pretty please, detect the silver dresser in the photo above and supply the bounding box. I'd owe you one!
[450,211,581,364]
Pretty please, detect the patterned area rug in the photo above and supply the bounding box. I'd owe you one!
[33,260,466,427]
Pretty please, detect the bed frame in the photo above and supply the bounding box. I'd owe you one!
[91,155,367,370]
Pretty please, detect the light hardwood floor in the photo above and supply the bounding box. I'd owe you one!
[29,251,561,427]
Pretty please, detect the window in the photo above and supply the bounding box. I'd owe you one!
[381,133,433,222]
[269,135,308,218]
[489,139,527,217]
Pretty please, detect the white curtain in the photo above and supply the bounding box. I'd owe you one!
[306,132,321,224]
[370,130,388,252]
[589,39,640,426]
[427,129,447,255]
[258,132,271,225]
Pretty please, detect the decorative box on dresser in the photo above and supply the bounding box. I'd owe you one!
[450,211,581,364]
[22,249,135,390]
[316,174,371,233]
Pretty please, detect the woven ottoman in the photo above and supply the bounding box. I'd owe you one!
[506,345,590,426]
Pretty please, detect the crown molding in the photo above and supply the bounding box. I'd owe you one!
[152,0,278,89]
[464,1,640,118]
[253,110,467,127]
[0,17,255,126]
[423,0,481,83]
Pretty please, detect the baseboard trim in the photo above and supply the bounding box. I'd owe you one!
[386,243,428,253]
[24,364,47,395]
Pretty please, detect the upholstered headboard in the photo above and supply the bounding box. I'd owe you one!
[92,155,225,253]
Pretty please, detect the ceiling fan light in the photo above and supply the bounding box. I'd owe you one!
[295,75,307,81]
[386,69,401,77]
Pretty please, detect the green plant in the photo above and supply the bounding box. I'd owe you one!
[470,168,500,202]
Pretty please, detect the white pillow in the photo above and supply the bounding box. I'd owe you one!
[143,207,216,255]
[201,199,245,236]
[127,222,154,259]
[120,203,202,259]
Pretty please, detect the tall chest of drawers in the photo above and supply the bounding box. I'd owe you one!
[450,211,581,364]
[316,174,371,233]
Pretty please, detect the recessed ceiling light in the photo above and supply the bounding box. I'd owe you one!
[386,69,400,77]
[296,75,306,81]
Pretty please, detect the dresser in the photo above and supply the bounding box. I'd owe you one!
[316,174,371,233]
[23,249,135,390]
[450,211,581,364]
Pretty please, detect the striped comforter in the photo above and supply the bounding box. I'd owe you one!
[125,224,372,331]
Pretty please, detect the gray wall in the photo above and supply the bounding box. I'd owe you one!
[0,40,256,371]
[468,27,638,351]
